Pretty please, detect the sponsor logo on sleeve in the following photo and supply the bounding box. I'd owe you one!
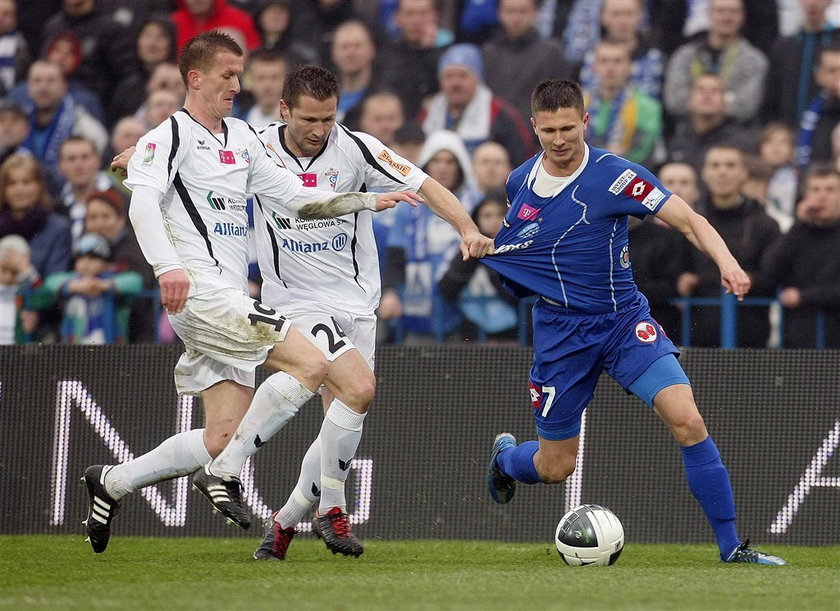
[142,142,156,164]
[517,203,541,220]
[624,177,654,202]
[377,150,411,176]
[608,168,637,194]
[641,187,665,211]
[219,150,236,164]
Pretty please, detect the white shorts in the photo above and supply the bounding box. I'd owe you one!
[282,301,376,369]
[170,287,291,395]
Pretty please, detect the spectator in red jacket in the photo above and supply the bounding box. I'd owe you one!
[171,0,261,56]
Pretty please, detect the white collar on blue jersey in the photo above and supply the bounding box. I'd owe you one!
[527,143,591,199]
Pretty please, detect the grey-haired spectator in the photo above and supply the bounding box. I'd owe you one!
[418,43,535,166]
[0,234,41,344]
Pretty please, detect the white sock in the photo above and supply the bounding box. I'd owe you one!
[104,428,211,499]
[276,436,321,529]
[318,400,366,513]
[210,371,314,479]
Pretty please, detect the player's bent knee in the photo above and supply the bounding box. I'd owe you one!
[535,454,576,484]
[342,372,376,411]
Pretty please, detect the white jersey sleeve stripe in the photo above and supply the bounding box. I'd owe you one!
[166,116,179,178]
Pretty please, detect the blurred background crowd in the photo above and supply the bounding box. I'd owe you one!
[0,0,838,348]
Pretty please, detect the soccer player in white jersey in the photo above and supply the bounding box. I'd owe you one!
[81,31,421,554]
[191,65,494,560]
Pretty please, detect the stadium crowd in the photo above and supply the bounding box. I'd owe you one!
[0,0,838,348]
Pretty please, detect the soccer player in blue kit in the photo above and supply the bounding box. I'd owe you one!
[482,80,786,565]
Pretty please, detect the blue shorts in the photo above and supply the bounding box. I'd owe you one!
[528,295,682,441]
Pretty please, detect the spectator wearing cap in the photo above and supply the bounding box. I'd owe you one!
[43,232,142,344]
[84,188,156,343]
[417,43,535,166]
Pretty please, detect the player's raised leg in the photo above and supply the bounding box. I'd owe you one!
[193,326,327,528]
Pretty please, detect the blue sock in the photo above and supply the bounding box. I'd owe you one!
[680,436,740,559]
[497,441,541,484]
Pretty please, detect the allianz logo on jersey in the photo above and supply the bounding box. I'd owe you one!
[281,233,348,253]
[206,191,247,212]
[213,222,248,236]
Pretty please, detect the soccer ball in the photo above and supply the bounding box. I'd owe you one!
[554,504,625,566]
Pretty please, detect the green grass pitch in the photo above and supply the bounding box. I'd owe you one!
[1,536,837,610]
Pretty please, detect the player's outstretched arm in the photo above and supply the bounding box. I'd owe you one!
[655,194,751,300]
[282,189,421,219]
[417,177,495,260]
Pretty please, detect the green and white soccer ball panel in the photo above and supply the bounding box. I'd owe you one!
[555,504,625,566]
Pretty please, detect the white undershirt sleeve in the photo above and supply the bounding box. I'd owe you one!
[128,184,183,277]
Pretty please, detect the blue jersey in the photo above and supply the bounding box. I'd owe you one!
[483,145,672,314]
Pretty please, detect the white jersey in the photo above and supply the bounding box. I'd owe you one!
[125,110,306,295]
[254,122,428,315]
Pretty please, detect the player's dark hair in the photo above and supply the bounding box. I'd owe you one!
[531,79,584,117]
[282,65,340,110]
[178,30,243,85]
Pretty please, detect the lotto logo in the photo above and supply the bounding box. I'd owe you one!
[624,178,653,202]
[634,321,658,343]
